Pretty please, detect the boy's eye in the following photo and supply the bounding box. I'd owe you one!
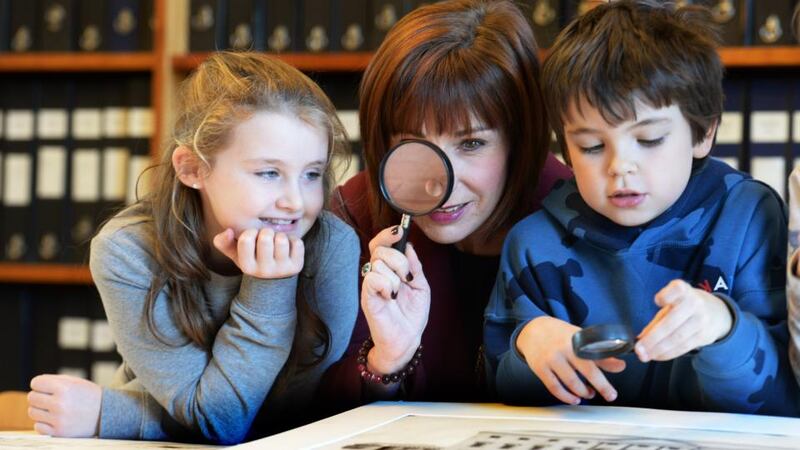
[638,136,665,147]
[459,139,486,152]
[579,143,604,154]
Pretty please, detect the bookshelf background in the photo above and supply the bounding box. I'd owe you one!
[1,0,800,390]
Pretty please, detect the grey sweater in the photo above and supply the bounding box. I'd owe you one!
[89,207,359,444]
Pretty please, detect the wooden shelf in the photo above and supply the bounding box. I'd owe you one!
[0,52,156,72]
[718,47,800,67]
[0,263,93,285]
[173,52,374,72]
[173,47,800,73]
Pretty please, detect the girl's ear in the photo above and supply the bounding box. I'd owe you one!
[172,146,205,189]
[693,120,718,159]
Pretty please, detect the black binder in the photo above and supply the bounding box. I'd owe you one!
[516,0,563,49]
[227,0,266,51]
[691,0,752,46]
[189,0,227,52]
[138,0,153,50]
[40,0,75,51]
[752,0,793,46]
[714,77,747,171]
[339,0,367,52]
[9,0,38,52]
[106,0,139,51]
[67,77,103,264]
[0,0,13,51]
[0,286,30,390]
[2,77,36,262]
[368,0,403,50]
[265,0,298,52]
[302,0,335,52]
[100,76,130,223]
[125,76,153,205]
[562,0,598,23]
[77,0,105,51]
[33,79,71,263]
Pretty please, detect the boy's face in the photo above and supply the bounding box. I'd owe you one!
[563,97,713,227]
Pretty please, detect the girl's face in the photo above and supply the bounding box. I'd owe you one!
[199,111,327,242]
[392,118,509,252]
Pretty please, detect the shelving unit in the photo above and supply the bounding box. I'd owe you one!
[1,0,800,285]
[172,52,373,73]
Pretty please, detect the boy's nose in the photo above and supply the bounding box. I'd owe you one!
[607,154,637,176]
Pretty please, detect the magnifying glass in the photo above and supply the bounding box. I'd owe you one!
[572,324,636,360]
[378,139,455,253]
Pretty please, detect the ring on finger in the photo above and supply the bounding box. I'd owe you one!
[361,261,372,278]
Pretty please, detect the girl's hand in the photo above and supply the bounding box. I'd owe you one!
[361,226,431,375]
[635,279,733,362]
[517,316,626,405]
[27,374,101,437]
[213,227,305,279]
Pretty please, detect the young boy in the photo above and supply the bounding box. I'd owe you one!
[484,0,798,416]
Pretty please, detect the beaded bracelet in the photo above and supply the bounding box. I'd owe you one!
[356,337,423,385]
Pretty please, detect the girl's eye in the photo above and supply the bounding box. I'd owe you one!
[305,170,322,181]
[460,139,486,152]
[579,143,604,154]
[638,136,665,147]
[256,169,280,179]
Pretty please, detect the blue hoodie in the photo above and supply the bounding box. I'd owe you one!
[485,158,799,416]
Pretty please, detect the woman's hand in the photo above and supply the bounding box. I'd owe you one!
[27,374,102,437]
[361,226,431,374]
[517,316,626,405]
[635,279,733,362]
[214,227,304,279]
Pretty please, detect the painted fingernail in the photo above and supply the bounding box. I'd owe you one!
[391,226,399,235]
[406,272,414,282]
[391,291,397,299]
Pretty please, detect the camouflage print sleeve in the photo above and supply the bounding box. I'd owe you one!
[787,167,800,388]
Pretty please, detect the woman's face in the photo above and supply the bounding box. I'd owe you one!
[391,117,509,252]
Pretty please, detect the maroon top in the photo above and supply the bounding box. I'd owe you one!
[317,153,572,412]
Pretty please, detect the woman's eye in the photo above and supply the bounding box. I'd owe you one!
[638,136,665,147]
[256,170,280,179]
[460,139,486,151]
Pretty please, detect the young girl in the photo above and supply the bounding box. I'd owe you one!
[25,52,360,444]
[789,168,800,388]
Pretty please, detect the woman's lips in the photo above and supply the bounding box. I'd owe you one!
[428,203,468,224]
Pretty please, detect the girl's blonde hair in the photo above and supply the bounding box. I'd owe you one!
[140,52,348,367]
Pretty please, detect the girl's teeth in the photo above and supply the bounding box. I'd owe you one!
[264,219,293,225]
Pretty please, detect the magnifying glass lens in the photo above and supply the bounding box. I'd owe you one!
[382,141,452,215]
[572,324,635,360]
[580,339,630,353]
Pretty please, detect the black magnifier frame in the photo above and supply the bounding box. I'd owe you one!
[572,324,636,360]
[378,138,455,253]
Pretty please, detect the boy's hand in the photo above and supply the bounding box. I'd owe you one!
[635,279,733,362]
[517,316,626,405]
[213,227,304,279]
[27,374,101,437]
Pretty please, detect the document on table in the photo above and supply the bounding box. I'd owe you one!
[236,402,800,449]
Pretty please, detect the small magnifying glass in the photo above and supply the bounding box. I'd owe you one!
[572,324,636,360]
[378,139,455,253]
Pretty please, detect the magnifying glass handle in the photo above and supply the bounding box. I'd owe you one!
[392,214,412,253]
